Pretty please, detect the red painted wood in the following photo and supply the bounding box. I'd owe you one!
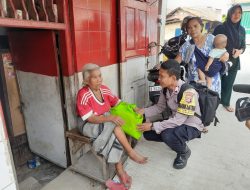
[45,0,57,22]
[35,0,49,21]
[148,2,158,44]
[21,0,29,20]
[58,0,75,76]
[125,7,135,50]
[0,17,65,29]
[119,0,148,62]
[8,30,59,76]
[54,0,64,23]
[26,0,39,21]
[12,0,29,19]
[6,0,17,18]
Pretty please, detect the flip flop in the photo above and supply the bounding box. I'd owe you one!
[105,179,128,190]
[118,172,132,189]
[224,106,234,112]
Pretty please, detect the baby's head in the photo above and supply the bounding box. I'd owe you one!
[214,34,227,49]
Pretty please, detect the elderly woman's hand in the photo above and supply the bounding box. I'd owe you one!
[108,115,125,126]
[219,52,229,63]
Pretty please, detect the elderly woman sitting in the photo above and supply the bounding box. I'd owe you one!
[76,63,147,187]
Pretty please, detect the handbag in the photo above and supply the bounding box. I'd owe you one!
[110,102,143,140]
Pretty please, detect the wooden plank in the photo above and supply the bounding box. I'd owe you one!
[3,61,26,136]
[0,17,65,29]
[66,128,92,144]
[69,151,116,184]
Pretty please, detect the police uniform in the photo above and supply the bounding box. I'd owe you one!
[143,79,204,155]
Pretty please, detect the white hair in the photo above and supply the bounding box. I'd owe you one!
[81,63,100,86]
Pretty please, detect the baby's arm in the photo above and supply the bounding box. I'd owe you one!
[205,57,214,71]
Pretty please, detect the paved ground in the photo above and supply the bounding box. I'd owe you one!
[125,46,250,190]
[41,46,250,190]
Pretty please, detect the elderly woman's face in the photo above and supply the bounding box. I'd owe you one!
[187,19,203,38]
[87,69,103,90]
[231,7,242,23]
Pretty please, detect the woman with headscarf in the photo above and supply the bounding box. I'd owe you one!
[213,4,246,112]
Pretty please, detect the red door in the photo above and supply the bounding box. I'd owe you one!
[119,0,149,62]
[118,0,150,107]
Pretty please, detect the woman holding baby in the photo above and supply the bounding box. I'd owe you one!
[175,16,229,94]
[213,4,246,112]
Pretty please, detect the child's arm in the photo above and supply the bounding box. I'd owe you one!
[205,57,214,71]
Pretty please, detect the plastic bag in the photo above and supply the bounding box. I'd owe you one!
[110,102,143,140]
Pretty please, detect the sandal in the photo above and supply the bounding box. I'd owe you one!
[106,179,128,190]
[223,106,234,112]
[118,171,132,189]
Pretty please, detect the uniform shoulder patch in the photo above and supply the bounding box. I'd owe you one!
[177,89,196,116]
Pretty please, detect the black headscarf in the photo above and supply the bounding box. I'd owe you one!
[223,4,243,54]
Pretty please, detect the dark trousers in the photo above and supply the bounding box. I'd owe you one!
[143,125,201,154]
[221,69,238,107]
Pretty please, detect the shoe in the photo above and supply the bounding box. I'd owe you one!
[173,146,191,169]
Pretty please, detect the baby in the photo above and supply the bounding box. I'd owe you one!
[198,34,231,88]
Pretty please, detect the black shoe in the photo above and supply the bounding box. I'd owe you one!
[173,146,191,169]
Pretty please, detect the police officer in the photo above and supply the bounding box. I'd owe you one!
[136,59,204,169]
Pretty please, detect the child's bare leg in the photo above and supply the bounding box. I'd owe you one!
[114,126,147,164]
[198,69,206,82]
[206,77,212,89]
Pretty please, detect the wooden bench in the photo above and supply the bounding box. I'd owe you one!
[66,128,116,184]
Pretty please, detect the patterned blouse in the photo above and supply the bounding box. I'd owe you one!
[179,34,221,94]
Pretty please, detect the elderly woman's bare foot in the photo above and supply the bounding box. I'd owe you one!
[118,171,132,189]
[128,150,147,164]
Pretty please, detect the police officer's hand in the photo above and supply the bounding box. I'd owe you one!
[134,107,145,116]
[245,119,250,130]
[137,123,152,132]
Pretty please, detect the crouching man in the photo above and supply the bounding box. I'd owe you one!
[136,59,204,169]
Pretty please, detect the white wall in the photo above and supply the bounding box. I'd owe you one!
[0,109,18,190]
[165,22,181,40]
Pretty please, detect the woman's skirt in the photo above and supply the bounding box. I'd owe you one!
[77,116,123,163]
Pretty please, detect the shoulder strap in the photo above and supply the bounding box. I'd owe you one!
[190,39,195,45]
[163,88,167,96]
[177,83,194,102]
